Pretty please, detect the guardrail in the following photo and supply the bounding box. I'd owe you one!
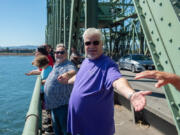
[22,76,42,135]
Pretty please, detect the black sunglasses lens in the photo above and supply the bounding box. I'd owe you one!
[55,51,65,54]
[85,41,100,46]
[85,41,91,46]
[93,41,99,45]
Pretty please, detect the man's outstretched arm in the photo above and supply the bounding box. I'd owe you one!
[113,77,152,111]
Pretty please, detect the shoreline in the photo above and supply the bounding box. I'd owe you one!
[0,53,34,56]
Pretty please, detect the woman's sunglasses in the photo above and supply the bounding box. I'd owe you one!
[84,40,100,46]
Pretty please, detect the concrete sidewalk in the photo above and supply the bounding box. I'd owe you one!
[114,104,165,135]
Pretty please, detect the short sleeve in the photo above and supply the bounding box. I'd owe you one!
[67,61,77,72]
[104,63,122,90]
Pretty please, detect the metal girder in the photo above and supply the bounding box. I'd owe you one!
[46,0,71,48]
[133,0,180,134]
[68,0,82,58]
[85,0,98,28]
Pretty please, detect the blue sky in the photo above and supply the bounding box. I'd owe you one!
[0,0,46,47]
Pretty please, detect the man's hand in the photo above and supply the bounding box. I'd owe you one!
[57,73,69,84]
[113,77,152,111]
[130,91,152,111]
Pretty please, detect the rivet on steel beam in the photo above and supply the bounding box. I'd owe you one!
[168,23,172,27]
[141,14,145,19]
[160,17,163,21]
[157,38,159,41]
[157,63,161,67]
[143,1,145,4]
[165,60,168,64]
[154,54,159,58]
[159,3,162,6]
[149,18,152,22]
[144,12,147,16]
[157,64,164,70]
[171,101,175,106]
[137,5,141,9]
[149,41,153,44]
[152,51,157,55]
[173,1,177,5]
[149,42,155,47]
[176,117,180,121]
[169,39,173,43]
[151,31,154,34]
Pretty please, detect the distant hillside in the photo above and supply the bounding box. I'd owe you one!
[0,45,38,50]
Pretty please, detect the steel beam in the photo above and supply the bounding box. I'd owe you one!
[133,0,180,134]
[85,0,98,28]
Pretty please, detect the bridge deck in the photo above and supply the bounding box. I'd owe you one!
[114,104,165,135]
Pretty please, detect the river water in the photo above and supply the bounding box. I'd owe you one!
[0,56,37,135]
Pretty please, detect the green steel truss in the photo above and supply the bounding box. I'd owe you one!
[133,0,180,134]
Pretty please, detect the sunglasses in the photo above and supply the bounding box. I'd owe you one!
[55,51,65,55]
[84,40,100,46]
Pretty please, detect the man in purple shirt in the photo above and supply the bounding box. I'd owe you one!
[62,28,152,135]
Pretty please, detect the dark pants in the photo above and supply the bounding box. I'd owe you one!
[51,105,68,135]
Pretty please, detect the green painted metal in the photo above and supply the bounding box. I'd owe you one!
[51,0,55,47]
[46,0,144,57]
[63,0,66,46]
[68,0,82,58]
[133,0,180,134]
[59,0,63,44]
[22,76,41,135]
[85,0,98,28]
[46,0,72,48]
[55,0,59,44]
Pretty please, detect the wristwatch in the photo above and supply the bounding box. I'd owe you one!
[128,92,136,100]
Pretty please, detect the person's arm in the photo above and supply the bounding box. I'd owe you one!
[68,75,76,84]
[135,70,180,90]
[171,75,180,90]
[41,80,46,85]
[57,70,76,84]
[25,69,41,76]
[113,77,152,111]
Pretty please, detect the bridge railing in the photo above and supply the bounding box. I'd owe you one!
[22,76,42,135]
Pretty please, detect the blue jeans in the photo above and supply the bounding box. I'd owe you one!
[51,105,68,135]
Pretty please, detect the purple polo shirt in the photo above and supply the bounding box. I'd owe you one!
[68,54,122,135]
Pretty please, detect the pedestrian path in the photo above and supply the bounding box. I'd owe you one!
[114,104,165,135]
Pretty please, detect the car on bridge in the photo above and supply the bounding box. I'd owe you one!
[118,54,155,73]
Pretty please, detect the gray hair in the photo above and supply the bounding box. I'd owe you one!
[83,28,104,43]
[56,43,66,51]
